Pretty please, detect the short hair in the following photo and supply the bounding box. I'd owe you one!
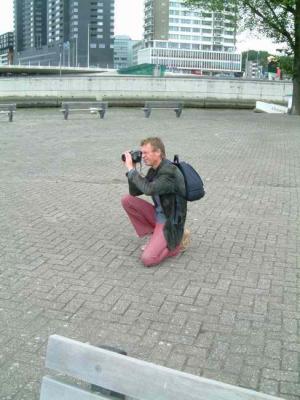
[140,137,166,158]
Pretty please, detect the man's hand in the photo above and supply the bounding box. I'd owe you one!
[123,151,134,171]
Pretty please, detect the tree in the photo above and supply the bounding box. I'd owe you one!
[185,0,300,115]
[278,55,294,77]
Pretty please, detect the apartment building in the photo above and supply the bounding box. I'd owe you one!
[14,0,47,52]
[14,0,115,67]
[140,0,241,75]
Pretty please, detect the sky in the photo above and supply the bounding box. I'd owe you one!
[0,0,280,54]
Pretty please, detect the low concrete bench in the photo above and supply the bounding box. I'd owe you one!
[142,101,183,118]
[40,335,284,400]
[0,103,16,122]
[60,101,108,120]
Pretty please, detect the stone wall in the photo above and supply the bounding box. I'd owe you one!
[0,75,293,108]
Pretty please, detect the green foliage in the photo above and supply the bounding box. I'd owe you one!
[185,0,300,113]
[277,55,294,77]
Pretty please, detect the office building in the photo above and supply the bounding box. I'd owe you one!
[0,32,14,65]
[14,0,47,51]
[140,0,241,74]
[114,35,138,69]
[14,0,115,67]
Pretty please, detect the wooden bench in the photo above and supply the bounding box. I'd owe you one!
[60,101,108,120]
[40,335,284,400]
[0,103,16,122]
[142,101,183,118]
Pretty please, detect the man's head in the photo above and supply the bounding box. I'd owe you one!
[140,137,166,169]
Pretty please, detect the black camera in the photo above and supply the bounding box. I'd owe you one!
[121,150,142,163]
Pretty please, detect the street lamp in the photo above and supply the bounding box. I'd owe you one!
[75,36,78,67]
[59,44,62,76]
[87,23,90,68]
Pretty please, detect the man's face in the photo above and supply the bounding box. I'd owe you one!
[141,143,162,168]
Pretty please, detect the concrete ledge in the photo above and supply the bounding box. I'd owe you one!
[0,75,292,109]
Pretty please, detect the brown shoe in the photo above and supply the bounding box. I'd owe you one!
[180,229,191,252]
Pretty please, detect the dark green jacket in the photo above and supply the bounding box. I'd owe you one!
[127,159,187,250]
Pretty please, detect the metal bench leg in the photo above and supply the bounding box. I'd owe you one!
[144,109,151,118]
[175,109,182,118]
[99,110,105,119]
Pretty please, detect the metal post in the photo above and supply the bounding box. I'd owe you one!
[59,50,62,77]
[76,36,78,67]
[68,43,70,67]
[87,23,90,68]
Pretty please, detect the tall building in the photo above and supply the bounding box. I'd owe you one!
[0,32,14,65]
[14,0,115,67]
[140,0,241,75]
[14,0,47,51]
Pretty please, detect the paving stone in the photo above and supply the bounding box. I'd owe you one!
[0,108,299,400]
[262,368,299,383]
[280,383,300,397]
[281,351,299,371]
[165,352,187,370]
[259,379,279,396]
[239,365,261,390]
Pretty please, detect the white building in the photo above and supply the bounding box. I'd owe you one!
[140,0,241,75]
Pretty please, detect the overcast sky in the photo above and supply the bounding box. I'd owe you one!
[0,0,279,53]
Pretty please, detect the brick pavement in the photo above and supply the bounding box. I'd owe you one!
[0,107,299,399]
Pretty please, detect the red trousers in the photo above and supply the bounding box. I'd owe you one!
[121,195,180,267]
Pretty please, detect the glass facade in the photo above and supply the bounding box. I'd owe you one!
[14,0,114,67]
[0,32,14,65]
[114,35,134,69]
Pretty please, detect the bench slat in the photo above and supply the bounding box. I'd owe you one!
[60,109,102,112]
[40,377,109,400]
[60,102,107,119]
[46,335,283,400]
[144,102,182,108]
[142,101,183,117]
[0,103,16,110]
[61,102,107,109]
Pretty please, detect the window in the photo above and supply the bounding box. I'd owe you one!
[180,43,190,49]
